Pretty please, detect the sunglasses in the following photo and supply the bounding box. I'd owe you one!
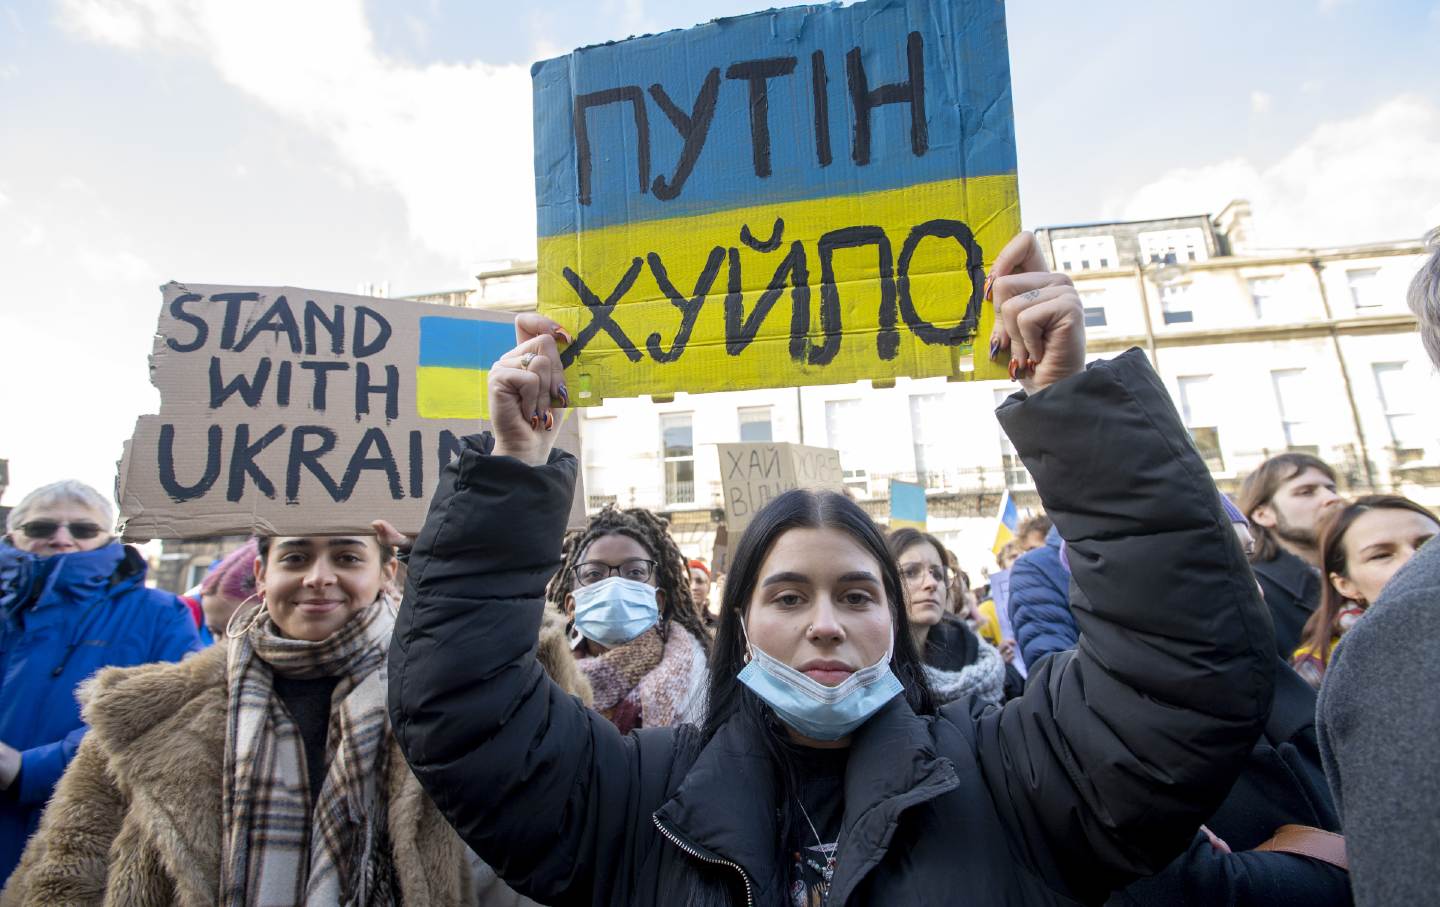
[19,520,106,541]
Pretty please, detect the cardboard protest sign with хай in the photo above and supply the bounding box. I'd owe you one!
[533,0,1017,404]
[118,283,585,541]
[718,442,846,536]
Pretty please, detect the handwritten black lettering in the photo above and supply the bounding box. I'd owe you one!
[575,87,651,206]
[338,427,403,501]
[165,294,208,352]
[739,217,784,253]
[353,306,392,357]
[158,423,221,501]
[649,68,720,200]
[214,292,261,350]
[233,295,302,354]
[724,241,809,358]
[408,430,424,498]
[645,246,725,363]
[724,57,797,178]
[816,226,894,365]
[286,426,342,502]
[275,361,292,407]
[303,299,346,355]
[354,363,399,422]
[300,362,349,410]
[560,260,645,366]
[226,423,285,502]
[896,218,985,344]
[811,51,833,167]
[209,357,272,409]
[847,31,927,165]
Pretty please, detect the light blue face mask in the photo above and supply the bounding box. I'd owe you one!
[571,576,660,647]
[736,621,904,741]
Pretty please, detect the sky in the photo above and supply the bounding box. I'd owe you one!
[2,0,1440,508]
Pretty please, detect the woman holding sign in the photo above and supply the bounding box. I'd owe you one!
[3,526,581,906]
[389,233,1275,906]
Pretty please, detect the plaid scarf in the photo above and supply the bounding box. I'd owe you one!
[221,597,397,907]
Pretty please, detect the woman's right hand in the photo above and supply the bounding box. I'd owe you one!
[489,313,571,467]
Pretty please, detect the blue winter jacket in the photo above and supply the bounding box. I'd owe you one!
[1008,526,1078,669]
[0,541,201,886]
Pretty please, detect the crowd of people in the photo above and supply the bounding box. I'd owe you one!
[0,229,1436,905]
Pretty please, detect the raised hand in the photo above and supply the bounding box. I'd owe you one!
[489,313,571,466]
[986,232,1087,394]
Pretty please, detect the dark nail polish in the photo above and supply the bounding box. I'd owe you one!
[984,273,995,302]
[1027,358,1037,372]
[1008,359,1018,381]
[554,327,573,345]
[989,338,1000,360]
[558,384,570,405]
[530,415,540,430]
[544,411,554,432]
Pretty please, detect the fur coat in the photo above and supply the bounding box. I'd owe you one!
[1,605,590,907]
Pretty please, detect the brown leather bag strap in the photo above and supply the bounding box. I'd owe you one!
[1253,824,1348,872]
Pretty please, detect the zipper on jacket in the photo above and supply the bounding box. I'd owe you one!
[652,814,755,907]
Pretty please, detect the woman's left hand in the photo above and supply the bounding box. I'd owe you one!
[987,231,1086,394]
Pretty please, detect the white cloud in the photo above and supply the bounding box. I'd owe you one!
[58,0,537,266]
[1250,90,1271,115]
[1105,95,1440,248]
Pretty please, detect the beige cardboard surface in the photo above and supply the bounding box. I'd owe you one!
[717,442,845,536]
[119,282,585,541]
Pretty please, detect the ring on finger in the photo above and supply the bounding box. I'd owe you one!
[519,352,537,369]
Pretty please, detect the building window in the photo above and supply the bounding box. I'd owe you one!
[1159,283,1194,325]
[1140,228,1207,264]
[737,405,773,442]
[660,413,695,505]
[1373,362,1424,460]
[909,393,952,488]
[583,414,624,506]
[1271,368,1315,451]
[993,388,1032,488]
[1080,289,1109,327]
[1177,375,1225,471]
[1052,236,1118,272]
[184,561,210,591]
[1249,276,1285,321]
[1348,268,1382,310]
[825,399,865,479]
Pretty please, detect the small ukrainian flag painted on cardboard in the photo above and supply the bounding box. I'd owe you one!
[416,316,517,420]
[890,479,927,530]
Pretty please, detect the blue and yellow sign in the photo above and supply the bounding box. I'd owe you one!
[416,316,517,420]
[532,0,1018,402]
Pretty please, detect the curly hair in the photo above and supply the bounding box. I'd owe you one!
[547,504,710,651]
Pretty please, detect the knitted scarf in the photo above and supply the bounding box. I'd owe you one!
[575,623,706,733]
[923,638,1006,707]
[222,597,397,907]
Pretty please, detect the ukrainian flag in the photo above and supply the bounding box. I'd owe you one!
[992,490,1018,555]
[415,316,517,420]
[890,479,927,530]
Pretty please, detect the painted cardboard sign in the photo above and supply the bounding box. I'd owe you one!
[118,282,585,540]
[532,0,1017,404]
[888,478,927,528]
[718,442,845,535]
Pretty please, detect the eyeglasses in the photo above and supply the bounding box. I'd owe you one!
[574,558,656,587]
[900,563,950,585]
[20,519,106,541]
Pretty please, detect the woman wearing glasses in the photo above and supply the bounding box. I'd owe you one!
[390,232,1276,906]
[0,480,200,889]
[888,528,1007,707]
[548,506,710,733]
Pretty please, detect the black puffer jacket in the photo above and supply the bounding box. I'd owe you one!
[389,349,1275,906]
[1252,549,1322,659]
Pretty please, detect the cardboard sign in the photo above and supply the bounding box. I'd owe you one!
[532,0,1017,404]
[889,478,926,529]
[718,442,845,535]
[118,283,585,541]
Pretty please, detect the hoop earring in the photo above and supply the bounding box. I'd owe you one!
[225,594,266,640]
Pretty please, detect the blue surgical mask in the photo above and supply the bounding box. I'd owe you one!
[571,576,660,647]
[736,622,903,741]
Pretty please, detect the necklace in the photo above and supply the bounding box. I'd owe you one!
[794,797,837,903]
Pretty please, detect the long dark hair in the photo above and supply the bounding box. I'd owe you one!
[546,504,710,650]
[1299,494,1438,671]
[703,489,936,741]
